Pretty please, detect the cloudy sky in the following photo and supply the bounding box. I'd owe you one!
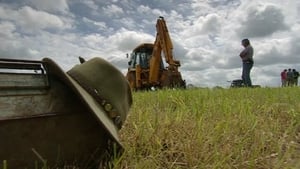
[0,0,299,87]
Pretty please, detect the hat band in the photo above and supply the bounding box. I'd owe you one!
[67,71,122,128]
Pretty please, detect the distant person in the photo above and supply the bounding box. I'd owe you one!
[280,69,287,87]
[292,69,299,86]
[286,68,293,86]
[239,38,254,87]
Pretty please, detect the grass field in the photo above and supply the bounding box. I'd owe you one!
[114,87,300,169]
[2,87,299,169]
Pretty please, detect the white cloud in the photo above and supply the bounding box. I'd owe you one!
[186,13,221,36]
[0,0,299,87]
[82,17,107,30]
[107,29,154,52]
[200,14,221,34]
[0,21,16,38]
[137,5,151,14]
[28,0,69,13]
[18,6,65,31]
[102,4,124,17]
[237,3,288,38]
[81,0,99,11]
[0,6,68,34]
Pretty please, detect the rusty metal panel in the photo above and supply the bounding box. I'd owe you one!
[0,107,109,168]
[0,58,48,96]
[0,79,69,119]
[0,58,44,71]
[0,73,48,91]
[0,59,114,168]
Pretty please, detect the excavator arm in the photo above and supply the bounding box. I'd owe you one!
[126,16,185,90]
[149,17,181,84]
[156,16,178,65]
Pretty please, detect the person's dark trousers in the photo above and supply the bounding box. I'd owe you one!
[242,62,253,87]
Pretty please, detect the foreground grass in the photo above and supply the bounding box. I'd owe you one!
[116,87,300,169]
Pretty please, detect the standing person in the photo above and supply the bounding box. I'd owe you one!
[280,69,287,87]
[292,69,299,86]
[286,68,293,86]
[239,38,254,87]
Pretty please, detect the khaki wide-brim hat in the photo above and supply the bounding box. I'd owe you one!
[43,57,133,149]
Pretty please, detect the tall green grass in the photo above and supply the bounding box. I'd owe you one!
[2,87,299,169]
[117,87,300,169]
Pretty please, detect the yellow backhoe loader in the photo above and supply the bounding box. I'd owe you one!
[126,16,186,90]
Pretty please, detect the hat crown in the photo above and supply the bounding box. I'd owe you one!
[67,58,132,128]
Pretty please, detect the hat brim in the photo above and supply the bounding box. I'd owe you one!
[43,58,122,148]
